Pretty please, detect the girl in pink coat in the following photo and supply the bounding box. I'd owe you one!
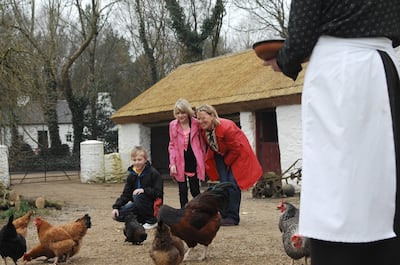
[168,98,206,208]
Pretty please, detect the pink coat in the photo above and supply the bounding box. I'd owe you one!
[168,117,206,182]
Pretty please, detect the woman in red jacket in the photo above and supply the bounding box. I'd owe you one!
[196,104,262,226]
[168,98,206,208]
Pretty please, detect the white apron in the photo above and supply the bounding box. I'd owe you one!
[299,36,399,242]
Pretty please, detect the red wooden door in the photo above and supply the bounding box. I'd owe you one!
[258,142,281,175]
[256,110,281,175]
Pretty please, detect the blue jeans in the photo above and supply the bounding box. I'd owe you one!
[215,153,241,224]
[115,193,156,224]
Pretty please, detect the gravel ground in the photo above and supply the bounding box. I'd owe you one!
[6,176,303,265]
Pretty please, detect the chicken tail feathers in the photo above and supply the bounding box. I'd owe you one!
[205,182,236,210]
[7,215,14,226]
[157,205,185,225]
[83,214,91,229]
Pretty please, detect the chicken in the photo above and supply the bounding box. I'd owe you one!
[158,181,235,261]
[24,214,91,263]
[277,200,299,232]
[22,243,55,262]
[60,213,91,256]
[123,213,147,245]
[277,200,310,265]
[150,221,185,265]
[33,217,77,265]
[282,222,311,265]
[12,210,34,238]
[0,215,27,265]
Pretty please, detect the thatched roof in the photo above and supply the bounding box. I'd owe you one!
[111,49,305,124]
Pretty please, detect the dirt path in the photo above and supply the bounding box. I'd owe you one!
[7,179,302,265]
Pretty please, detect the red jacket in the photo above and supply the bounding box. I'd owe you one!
[201,118,262,190]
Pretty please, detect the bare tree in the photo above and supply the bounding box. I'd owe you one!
[7,0,119,154]
[7,0,68,151]
[60,0,101,154]
[118,0,178,88]
[231,0,290,42]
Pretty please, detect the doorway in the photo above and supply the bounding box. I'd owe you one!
[256,109,281,175]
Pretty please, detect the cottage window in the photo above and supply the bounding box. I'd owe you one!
[66,132,72,142]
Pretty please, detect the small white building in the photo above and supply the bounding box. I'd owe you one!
[111,49,304,179]
[0,100,74,152]
[113,47,400,177]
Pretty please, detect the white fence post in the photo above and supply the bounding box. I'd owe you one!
[80,140,105,183]
[0,145,10,188]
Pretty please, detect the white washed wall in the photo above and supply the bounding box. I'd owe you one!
[3,124,74,152]
[239,112,256,151]
[118,123,151,170]
[0,145,10,187]
[19,125,41,150]
[58,124,74,150]
[276,105,302,177]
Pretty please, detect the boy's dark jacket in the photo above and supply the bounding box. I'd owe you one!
[112,161,163,209]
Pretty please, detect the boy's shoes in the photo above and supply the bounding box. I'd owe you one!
[143,222,157,230]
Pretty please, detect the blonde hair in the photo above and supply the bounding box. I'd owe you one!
[130,146,148,160]
[196,104,220,126]
[173,98,195,118]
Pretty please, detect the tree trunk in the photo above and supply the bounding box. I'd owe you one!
[64,77,88,155]
[43,62,62,150]
[135,0,158,85]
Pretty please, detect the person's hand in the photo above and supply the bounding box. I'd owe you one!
[170,165,177,175]
[263,58,282,72]
[133,188,144,195]
[111,209,119,220]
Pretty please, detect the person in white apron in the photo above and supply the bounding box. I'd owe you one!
[264,1,400,264]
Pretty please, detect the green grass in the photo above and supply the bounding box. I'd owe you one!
[0,200,49,220]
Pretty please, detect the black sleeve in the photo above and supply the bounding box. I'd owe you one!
[277,0,322,80]
[112,174,135,209]
[143,167,164,200]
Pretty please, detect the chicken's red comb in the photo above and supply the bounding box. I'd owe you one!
[291,234,303,248]
[276,199,286,211]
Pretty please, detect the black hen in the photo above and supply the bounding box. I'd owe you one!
[123,213,147,244]
[158,181,235,261]
[0,215,27,265]
[150,220,184,265]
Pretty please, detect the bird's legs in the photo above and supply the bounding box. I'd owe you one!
[183,247,193,261]
[183,246,209,261]
[198,245,208,261]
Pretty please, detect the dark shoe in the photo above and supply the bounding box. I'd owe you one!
[221,218,238,226]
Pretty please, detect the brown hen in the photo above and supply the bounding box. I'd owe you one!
[150,221,184,265]
[12,210,34,238]
[24,214,91,263]
[157,182,235,261]
[33,217,77,265]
